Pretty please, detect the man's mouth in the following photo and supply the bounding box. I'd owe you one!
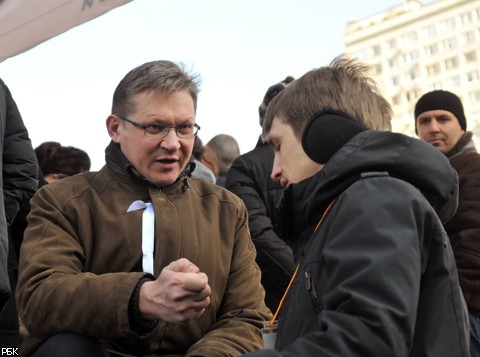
[428,138,443,145]
[155,158,179,168]
[280,177,289,187]
[157,158,178,164]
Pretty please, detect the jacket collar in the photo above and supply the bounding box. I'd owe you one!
[104,141,195,190]
[446,131,476,159]
[277,130,459,243]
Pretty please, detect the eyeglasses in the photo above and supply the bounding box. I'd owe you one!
[115,115,200,139]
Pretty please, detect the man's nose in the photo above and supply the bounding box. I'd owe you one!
[160,129,181,149]
[271,156,282,181]
[429,119,440,132]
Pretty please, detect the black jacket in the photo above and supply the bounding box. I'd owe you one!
[245,130,469,356]
[226,140,294,312]
[0,79,37,312]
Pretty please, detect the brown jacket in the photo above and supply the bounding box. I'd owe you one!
[446,133,480,314]
[16,142,271,356]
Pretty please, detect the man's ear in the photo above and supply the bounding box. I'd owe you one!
[106,115,121,143]
[301,111,366,164]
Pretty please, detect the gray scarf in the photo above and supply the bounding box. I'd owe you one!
[446,131,477,160]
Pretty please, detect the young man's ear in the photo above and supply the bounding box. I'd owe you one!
[106,115,121,143]
[301,111,366,164]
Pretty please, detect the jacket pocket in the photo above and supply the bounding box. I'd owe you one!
[303,259,324,315]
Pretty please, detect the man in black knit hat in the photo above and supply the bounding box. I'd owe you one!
[415,89,480,357]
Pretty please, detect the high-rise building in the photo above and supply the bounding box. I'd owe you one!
[344,0,480,139]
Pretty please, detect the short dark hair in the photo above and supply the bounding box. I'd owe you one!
[35,141,91,176]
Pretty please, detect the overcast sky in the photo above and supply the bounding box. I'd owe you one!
[0,0,421,170]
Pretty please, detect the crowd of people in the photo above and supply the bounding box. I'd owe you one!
[0,55,478,357]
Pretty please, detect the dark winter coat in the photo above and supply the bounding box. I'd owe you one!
[0,79,37,312]
[226,140,294,312]
[445,132,480,314]
[245,130,469,357]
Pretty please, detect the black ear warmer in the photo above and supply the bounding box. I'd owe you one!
[301,111,367,164]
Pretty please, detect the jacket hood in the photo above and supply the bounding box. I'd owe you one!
[278,130,458,240]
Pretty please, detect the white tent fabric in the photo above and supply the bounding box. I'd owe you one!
[0,0,133,63]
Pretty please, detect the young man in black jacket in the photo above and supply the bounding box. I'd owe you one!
[243,57,469,356]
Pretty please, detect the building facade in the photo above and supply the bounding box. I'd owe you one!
[344,0,480,138]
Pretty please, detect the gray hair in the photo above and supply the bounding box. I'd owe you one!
[111,60,201,116]
[206,134,240,168]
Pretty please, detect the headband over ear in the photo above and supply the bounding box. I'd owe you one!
[301,111,367,164]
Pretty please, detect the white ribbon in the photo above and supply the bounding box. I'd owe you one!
[127,200,155,274]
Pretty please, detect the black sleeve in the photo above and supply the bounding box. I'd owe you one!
[226,150,294,292]
[0,79,38,224]
[128,275,158,335]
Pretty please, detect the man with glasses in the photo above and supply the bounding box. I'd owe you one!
[16,60,271,357]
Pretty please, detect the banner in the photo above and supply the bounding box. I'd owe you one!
[0,0,132,62]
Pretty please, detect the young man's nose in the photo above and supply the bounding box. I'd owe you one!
[271,157,282,181]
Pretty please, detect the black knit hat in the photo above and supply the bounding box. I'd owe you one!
[414,90,467,133]
[259,76,295,126]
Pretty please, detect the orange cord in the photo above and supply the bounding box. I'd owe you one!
[268,198,337,326]
[267,264,299,326]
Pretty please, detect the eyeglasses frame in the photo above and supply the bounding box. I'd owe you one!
[115,115,200,139]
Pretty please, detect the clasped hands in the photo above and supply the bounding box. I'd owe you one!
[139,258,212,324]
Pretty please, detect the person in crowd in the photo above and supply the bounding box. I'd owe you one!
[0,78,38,348]
[11,140,89,279]
[226,76,295,312]
[201,144,220,178]
[34,141,91,183]
[415,89,480,357]
[205,134,240,186]
[4,141,90,346]
[190,136,216,183]
[16,60,271,357]
[243,57,469,356]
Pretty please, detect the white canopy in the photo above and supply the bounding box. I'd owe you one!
[0,0,133,63]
